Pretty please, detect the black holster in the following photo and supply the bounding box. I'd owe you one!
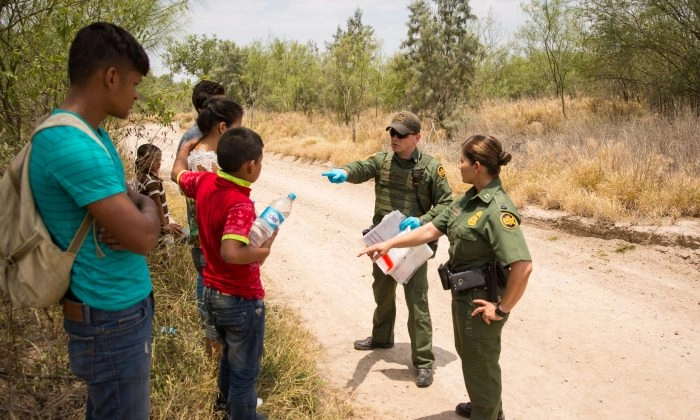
[437,263,451,290]
[438,261,504,302]
[427,239,438,258]
[496,264,509,288]
[438,263,487,294]
[483,263,499,303]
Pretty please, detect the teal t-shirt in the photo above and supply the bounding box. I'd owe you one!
[28,110,151,311]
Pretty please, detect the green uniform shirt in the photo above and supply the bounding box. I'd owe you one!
[432,177,531,272]
[342,149,453,225]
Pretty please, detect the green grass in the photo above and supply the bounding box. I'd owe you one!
[614,242,636,253]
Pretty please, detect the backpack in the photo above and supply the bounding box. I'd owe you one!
[0,113,109,308]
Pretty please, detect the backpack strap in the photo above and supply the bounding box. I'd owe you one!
[31,113,112,257]
[67,215,94,254]
[33,113,111,158]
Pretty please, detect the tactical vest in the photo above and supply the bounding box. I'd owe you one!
[373,151,435,225]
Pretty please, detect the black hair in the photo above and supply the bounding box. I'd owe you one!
[196,97,244,136]
[217,127,264,173]
[192,80,226,111]
[68,22,149,85]
[135,143,161,174]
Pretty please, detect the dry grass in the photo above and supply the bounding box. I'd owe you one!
[0,178,353,420]
[250,111,386,164]
[245,99,699,221]
[153,185,353,419]
[3,96,695,418]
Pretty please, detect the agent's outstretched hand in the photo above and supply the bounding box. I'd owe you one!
[321,169,348,184]
[358,241,392,261]
[399,217,421,231]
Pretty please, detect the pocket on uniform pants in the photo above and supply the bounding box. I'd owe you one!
[455,291,507,339]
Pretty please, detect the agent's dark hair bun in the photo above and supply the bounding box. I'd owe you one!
[498,150,512,166]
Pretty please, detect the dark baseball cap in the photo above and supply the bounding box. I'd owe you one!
[385,111,421,135]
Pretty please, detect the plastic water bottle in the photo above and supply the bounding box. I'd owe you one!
[249,193,296,247]
[160,326,177,334]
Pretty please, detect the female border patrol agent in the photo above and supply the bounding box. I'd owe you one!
[359,134,532,420]
[322,111,453,388]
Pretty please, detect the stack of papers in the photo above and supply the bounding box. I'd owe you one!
[362,210,434,284]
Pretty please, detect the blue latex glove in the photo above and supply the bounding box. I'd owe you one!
[321,169,348,184]
[399,216,422,231]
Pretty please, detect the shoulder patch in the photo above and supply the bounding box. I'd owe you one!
[437,166,446,178]
[500,212,518,230]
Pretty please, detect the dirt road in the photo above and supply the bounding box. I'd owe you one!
[252,154,699,420]
[141,126,699,419]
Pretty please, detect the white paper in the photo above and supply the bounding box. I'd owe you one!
[361,210,404,246]
[362,210,433,284]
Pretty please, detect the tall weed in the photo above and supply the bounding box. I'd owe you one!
[252,98,699,220]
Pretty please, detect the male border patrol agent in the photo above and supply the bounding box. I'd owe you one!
[322,111,453,387]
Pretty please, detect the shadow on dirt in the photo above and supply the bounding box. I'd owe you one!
[346,343,458,391]
[414,411,463,420]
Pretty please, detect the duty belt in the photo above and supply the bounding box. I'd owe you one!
[448,269,486,294]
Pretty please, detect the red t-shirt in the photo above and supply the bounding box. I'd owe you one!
[178,170,263,299]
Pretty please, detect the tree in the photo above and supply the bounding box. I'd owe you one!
[581,0,700,114]
[0,0,190,165]
[468,10,514,102]
[238,41,273,127]
[519,0,581,117]
[402,0,480,137]
[265,39,322,114]
[209,39,245,100]
[376,53,413,111]
[162,34,220,78]
[322,8,379,141]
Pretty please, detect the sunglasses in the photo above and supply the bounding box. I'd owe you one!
[389,128,414,139]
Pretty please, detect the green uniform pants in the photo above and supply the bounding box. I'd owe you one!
[452,288,508,420]
[370,263,434,368]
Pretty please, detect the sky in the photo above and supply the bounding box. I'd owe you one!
[151,0,528,77]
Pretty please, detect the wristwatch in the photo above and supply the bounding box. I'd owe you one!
[495,304,510,317]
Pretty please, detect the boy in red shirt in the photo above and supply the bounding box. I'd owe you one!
[172,127,274,419]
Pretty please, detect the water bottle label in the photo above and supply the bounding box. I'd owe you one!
[259,206,285,231]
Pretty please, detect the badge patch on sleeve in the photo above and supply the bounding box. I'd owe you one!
[437,166,446,178]
[500,212,518,230]
[468,211,483,226]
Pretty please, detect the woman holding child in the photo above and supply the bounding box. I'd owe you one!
[360,134,533,420]
[185,97,244,357]
[173,127,272,420]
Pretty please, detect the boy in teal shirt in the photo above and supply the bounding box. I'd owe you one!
[29,22,160,418]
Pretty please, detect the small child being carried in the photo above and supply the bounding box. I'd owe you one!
[135,143,184,241]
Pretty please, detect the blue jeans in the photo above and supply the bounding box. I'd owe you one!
[191,247,206,322]
[204,287,265,420]
[193,248,218,340]
[64,295,154,420]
